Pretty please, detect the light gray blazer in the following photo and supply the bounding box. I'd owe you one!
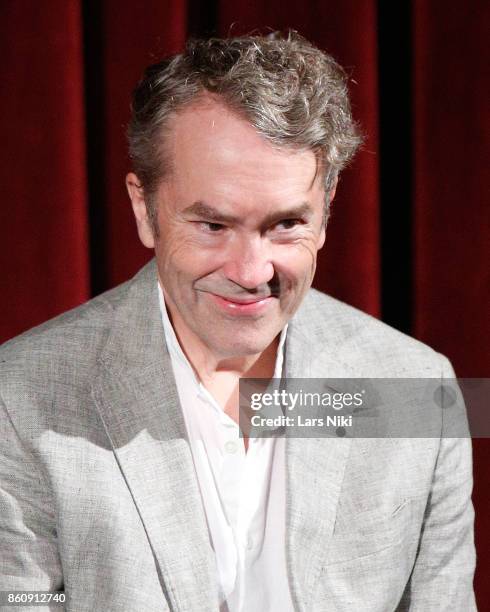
[0,260,476,611]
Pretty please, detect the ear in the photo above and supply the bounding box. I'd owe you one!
[126,173,155,248]
[317,224,326,250]
[317,175,338,251]
[328,175,338,202]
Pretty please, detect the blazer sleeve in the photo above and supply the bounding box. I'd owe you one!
[396,356,477,611]
[0,394,63,599]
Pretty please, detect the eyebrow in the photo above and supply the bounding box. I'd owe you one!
[182,200,314,226]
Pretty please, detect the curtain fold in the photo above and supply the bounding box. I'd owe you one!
[102,0,188,287]
[413,0,490,376]
[0,0,89,340]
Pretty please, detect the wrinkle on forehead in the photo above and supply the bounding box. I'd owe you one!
[157,97,325,220]
[160,93,327,190]
[176,104,317,173]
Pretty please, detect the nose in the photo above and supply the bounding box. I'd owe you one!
[222,234,274,290]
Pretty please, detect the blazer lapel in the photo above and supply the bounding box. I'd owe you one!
[91,261,219,612]
[284,301,355,612]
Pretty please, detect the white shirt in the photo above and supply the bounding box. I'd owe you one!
[157,284,295,611]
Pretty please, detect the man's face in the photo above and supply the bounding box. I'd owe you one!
[129,98,330,359]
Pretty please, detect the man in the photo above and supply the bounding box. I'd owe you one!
[0,32,475,611]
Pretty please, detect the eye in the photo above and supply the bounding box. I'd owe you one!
[200,221,225,232]
[275,219,302,230]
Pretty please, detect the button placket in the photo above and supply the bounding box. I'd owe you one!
[219,420,245,530]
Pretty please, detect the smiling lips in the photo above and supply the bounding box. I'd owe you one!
[208,293,275,315]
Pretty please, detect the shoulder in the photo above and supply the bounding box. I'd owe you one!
[294,288,452,377]
[0,259,159,434]
[0,270,145,413]
[0,260,157,368]
[1,280,128,368]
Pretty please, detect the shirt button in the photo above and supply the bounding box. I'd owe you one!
[224,441,238,454]
[246,536,254,550]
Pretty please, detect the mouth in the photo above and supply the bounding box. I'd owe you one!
[208,293,275,315]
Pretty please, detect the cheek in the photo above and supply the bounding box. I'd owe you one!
[273,241,319,278]
[156,234,221,281]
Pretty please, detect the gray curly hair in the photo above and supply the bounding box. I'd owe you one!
[127,31,362,231]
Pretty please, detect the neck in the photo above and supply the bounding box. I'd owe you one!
[172,310,279,382]
[160,284,281,431]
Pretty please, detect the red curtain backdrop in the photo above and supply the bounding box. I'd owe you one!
[102,0,187,286]
[413,1,490,600]
[1,0,489,606]
[0,1,90,337]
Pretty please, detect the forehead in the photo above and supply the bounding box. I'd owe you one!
[163,97,321,201]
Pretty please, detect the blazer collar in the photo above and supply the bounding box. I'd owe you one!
[91,259,220,612]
